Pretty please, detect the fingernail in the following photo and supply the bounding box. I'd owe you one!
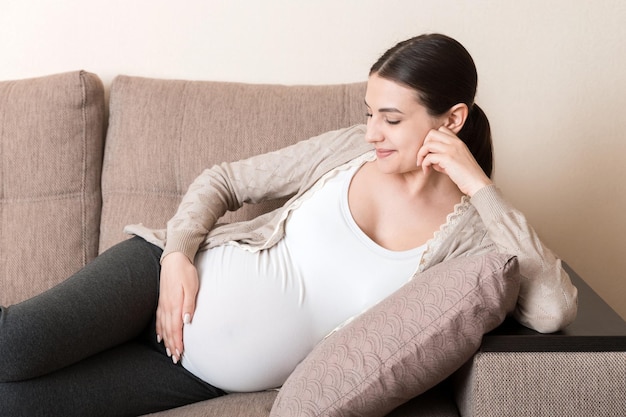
[176,349,181,358]
[183,313,191,325]
[172,355,178,365]
[166,348,172,357]
[156,334,162,344]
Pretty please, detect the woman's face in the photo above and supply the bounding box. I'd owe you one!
[364,74,442,175]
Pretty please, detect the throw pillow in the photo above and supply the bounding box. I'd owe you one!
[270,253,520,417]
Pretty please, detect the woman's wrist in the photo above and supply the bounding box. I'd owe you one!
[161,250,193,266]
[465,178,494,198]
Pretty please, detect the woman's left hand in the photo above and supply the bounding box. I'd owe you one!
[157,252,199,365]
[416,126,493,197]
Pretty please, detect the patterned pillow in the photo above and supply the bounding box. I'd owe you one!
[270,253,520,417]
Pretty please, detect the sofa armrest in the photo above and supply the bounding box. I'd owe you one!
[453,262,626,416]
[481,263,626,352]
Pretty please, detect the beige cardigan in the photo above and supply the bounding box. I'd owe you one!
[126,125,577,333]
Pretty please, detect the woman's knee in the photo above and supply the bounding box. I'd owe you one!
[0,305,58,382]
[0,237,164,383]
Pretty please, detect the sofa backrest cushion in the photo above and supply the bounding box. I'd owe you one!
[0,71,105,305]
[99,76,366,252]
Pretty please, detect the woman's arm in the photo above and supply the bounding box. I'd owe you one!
[471,185,578,333]
[157,125,369,363]
[156,138,316,362]
[161,125,369,262]
[417,126,577,333]
[161,156,300,263]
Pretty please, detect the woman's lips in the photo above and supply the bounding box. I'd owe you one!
[376,148,395,158]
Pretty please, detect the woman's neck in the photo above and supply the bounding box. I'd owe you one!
[393,168,464,202]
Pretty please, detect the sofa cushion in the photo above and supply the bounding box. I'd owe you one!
[270,253,520,417]
[144,391,278,417]
[454,351,626,417]
[100,76,366,252]
[0,71,105,305]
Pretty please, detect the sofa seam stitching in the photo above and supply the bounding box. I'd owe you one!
[79,70,89,267]
[176,82,190,196]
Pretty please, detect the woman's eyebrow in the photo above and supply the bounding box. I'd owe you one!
[364,100,404,114]
[378,107,404,114]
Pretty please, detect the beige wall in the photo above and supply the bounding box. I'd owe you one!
[2,0,625,319]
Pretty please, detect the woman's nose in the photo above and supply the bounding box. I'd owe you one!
[365,119,383,143]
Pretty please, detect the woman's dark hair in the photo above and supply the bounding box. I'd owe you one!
[370,34,493,177]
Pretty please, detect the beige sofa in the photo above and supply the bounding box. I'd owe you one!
[1,71,625,417]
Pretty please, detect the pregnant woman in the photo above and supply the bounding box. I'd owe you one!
[0,33,577,416]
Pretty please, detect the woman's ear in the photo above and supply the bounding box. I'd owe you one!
[443,103,469,134]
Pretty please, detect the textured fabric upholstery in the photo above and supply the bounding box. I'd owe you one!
[0,71,105,305]
[145,391,278,417]
[99,76,366,252]
[454,351,626,417]
[145,384,461,417]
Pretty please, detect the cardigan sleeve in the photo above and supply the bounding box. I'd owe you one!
[162,141,311,262]
[470,185,578,333]
[161,125,369,263]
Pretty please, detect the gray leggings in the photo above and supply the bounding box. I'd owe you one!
[0,237,225,417]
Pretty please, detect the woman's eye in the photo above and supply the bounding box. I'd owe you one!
[364,112,400,125]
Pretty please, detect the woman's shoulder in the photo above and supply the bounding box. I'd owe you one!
[419,197,492,270]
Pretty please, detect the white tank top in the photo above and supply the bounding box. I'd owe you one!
[182,164,425,392]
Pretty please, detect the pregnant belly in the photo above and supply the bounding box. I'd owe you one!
[181,245,316,392]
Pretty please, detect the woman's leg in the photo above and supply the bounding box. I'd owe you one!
[0,340,225,417]
[0,236,226,416]
[0,236,162,382]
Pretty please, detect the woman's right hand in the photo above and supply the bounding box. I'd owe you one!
[156,251,199,364]
[417,126,492,197]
